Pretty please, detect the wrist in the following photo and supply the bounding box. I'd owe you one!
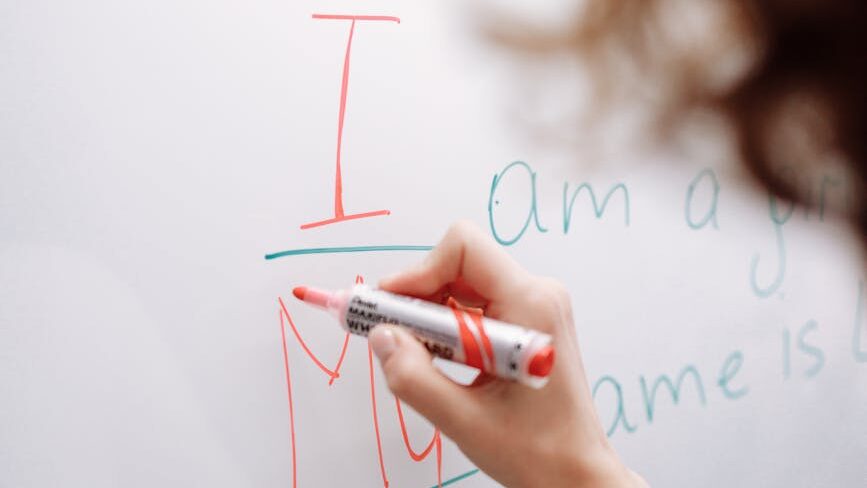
[549,439,646,488]
[573,447,647,488]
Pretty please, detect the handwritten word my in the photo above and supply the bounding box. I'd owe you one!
[277,274,454,488]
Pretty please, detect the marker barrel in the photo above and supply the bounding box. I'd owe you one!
[328,285,553,388]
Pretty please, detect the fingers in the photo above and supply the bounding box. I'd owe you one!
[379,221,575,334]
[369,325,479,438]
[380,220,528,304]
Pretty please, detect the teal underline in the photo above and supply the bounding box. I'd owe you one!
[428,468,481,488]
[265,245,433,260]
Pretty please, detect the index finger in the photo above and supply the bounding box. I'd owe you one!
[379,220,529,305]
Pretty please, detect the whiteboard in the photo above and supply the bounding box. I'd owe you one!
[2,1,866,486]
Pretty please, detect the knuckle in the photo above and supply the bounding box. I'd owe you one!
[537,277,571,306]
[446,219,479,242]
[550,280,573,309]
[451,219,476,232]
[524,277,573,330]
[525,288,559,319]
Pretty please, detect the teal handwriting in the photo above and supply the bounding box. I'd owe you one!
[798,319,825,377]
[488,161,548,246]
[265,245,433,260]
[488,161,629,246]
[593,351,746,436]
[562,182,630,232]
[750,190,794,298]
[782,320,826,378]
[426,468,481,488]
[592,376,638,437]
[717,350,748,399]
[684,168,720,230]
[640,365,707,423]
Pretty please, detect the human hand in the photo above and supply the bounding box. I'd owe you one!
[369,221,646,487]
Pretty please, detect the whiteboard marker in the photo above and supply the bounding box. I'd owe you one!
[292,284,554,388]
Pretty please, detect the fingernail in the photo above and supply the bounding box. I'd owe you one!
[370,326,398,362]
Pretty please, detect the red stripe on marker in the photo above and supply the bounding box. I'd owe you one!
[468,311,495,372]
[451,307,484,370]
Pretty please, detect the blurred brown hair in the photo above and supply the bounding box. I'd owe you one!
[492,0,866,236]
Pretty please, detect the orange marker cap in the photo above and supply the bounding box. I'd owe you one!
[528,345,555,377]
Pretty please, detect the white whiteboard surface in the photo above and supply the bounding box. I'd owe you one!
[2,1,866,487]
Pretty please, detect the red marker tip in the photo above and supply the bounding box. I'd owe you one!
[291,285,334,308]
[528,345,555,377]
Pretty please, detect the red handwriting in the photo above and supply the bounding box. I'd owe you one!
[278,308,298,488]
[277,275,444,487]
[368,343,390,487]
[300,14,400,230]
[278,297,349,385]
[396,397,443,487]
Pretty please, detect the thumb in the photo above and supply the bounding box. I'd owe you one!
[369,325,477,437]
